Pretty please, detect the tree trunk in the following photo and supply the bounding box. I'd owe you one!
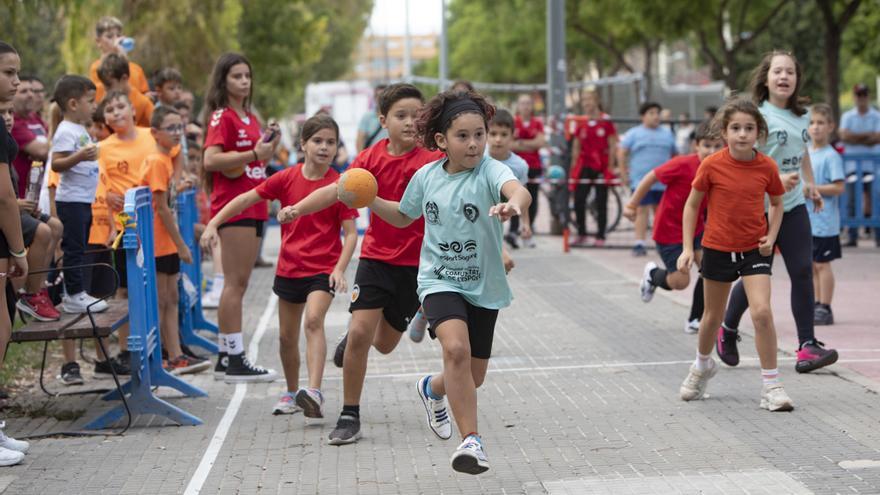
[643,42,654,100]
[824,31,842,124]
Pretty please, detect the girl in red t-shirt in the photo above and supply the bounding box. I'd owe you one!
[677,97,792,412]
[203,114,358,415]
[202,53,280,382]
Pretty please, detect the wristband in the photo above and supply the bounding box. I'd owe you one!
[9,248,27,258]
[252,149,258,162]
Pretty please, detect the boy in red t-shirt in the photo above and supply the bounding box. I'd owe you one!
[512,93,545,240]
[624,122,723,333]
[279,84,443,444]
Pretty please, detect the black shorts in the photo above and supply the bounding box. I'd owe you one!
[701,247,773,283]
[114,248,128,289]
[218,218,265,238]
[0,231,9,258]
[812,235,841,263]
[20,212,40,247]
[348,258,419,332]
[656,234,702,272]
[156,253,180,275]
[273,274,334,304]
[422,292,498,359]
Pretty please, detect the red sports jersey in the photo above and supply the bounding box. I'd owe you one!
[352,139,444,266]
[204,107,268,223]
[255,164,358,278]
[514,115,544,170]
[652,154,707,245]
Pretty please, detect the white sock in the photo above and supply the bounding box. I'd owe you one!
[761,368,779,386]
[694,351,712,371]
[226,332,244,355]
[635,240,645,247]
[218,334,228,353]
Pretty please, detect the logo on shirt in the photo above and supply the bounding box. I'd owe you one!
[238,129,248,138]
[463,203,479,223]
[802,129,809,143]
[210,109,224,128]
[117,160,129,176]
[425,201,440,225]
[596,127,605,137]
[777,130,788,145]
[350,284,360,303]
[245,165,267,180]
[438,240,477,253]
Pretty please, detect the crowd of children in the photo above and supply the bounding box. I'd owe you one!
[0,12,868,475]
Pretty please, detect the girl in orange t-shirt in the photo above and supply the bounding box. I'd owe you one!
[676,98,792,412]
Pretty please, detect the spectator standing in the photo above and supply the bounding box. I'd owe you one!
[838,83,880,247]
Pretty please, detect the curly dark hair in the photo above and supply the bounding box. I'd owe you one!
[416,90,496,151]
[711,96,769,142]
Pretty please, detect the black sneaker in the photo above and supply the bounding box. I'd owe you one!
[503,233,519,249]
[60,362,84,386]
[116,350,131,371]
[328,413,361,445]
[181,343,209,361]
[333,333,348,368]
[214,352,228,381]
[223,353,278,383]
[796,340,839,373]
[814,306,834,326]
[94,357,130,378]
[715,326,741,367]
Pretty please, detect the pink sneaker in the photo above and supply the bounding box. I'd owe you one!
[593,238,606,247]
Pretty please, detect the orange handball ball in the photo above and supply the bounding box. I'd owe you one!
[337,168,378,208]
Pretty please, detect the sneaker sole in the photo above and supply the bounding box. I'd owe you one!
[332,336,347,368]
[450,451,489,475]
[61,304,109,314]
[795,350,839,373]
[213,371,227,381]
[16,302,61,322]
[760,399,794,412]
[59,377,85,386]
[170,360,213,376]
[223,371,278,383]
[295,389,324,418]
[639,263,656,303]
[272,406,302,416]
[417,377,451,440]
[0,453,24,467]
[328,431,361,445]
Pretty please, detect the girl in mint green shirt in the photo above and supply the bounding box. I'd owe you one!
[360,91,531,476]
[720,50,838,375]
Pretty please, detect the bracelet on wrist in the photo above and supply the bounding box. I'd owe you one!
[9,248,27,258]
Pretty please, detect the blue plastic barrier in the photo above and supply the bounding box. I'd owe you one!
[176,188,219,353]
[85,187,206,429]
[840,153,880,229]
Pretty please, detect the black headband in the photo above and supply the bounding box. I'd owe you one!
[440,98,484,131]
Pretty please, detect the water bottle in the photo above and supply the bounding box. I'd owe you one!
[25,161,43,202]
[118,37,135,53]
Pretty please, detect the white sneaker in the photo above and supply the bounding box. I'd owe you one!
[0,447,23,467]
[61,292,108,314]
[684,319,700,334]
[679,359,717,401]
[408,311,428,343]
[760,384,794,412]
[640,262,658,303]
[201,290,220,309]
[295,388,324,418]
[0,422,28,454]
[417,376,452,440]
[450,435,489,474]
[272,393,302,415]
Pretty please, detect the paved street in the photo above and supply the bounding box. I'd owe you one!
[3,227,880,494]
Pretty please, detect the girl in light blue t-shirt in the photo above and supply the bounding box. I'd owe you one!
[720,50,838,374]
[360,91,531,476]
